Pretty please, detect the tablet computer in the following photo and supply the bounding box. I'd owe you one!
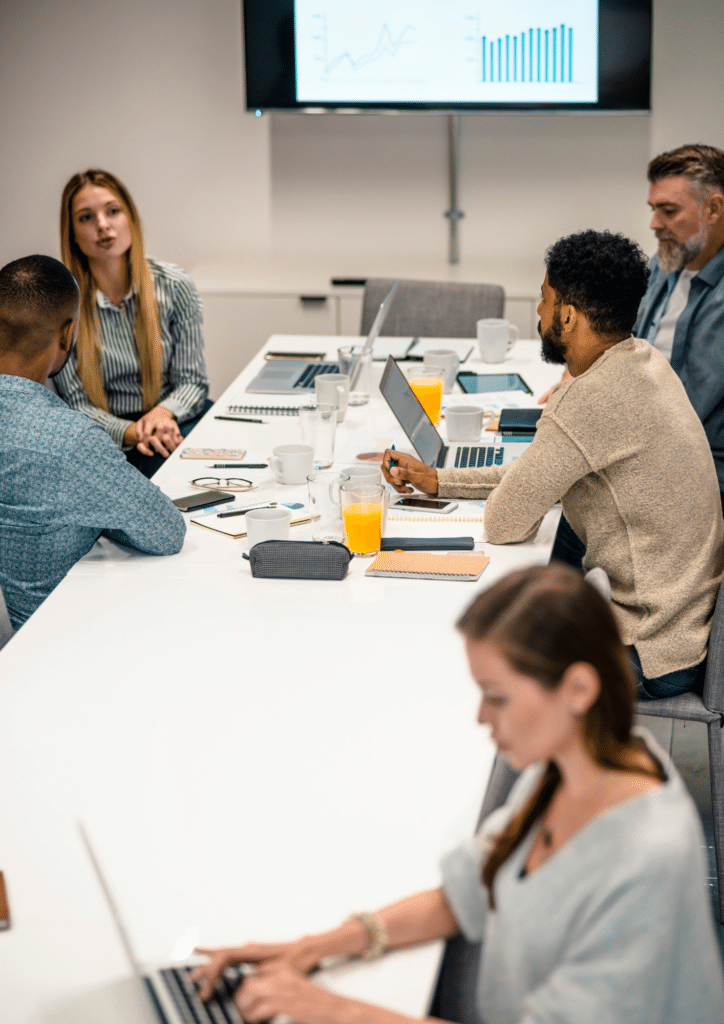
[456,371,532,395]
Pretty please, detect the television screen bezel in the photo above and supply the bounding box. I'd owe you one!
[242,0,652,115]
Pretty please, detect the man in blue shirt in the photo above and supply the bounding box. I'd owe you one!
[633,144,724,501]
[0,254,186,631]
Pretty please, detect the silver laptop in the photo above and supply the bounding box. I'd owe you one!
[79,822,248,1024]
[246,281,399,394]
[379,356,532,470]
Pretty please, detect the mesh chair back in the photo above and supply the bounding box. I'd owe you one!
[702,581,724,712]
[360,277,505,338]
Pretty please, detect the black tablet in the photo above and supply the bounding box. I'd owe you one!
[456,371,533,395]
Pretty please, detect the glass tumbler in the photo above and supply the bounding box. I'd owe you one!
[307,471,350,542]
[298,403,337,469]
[405,365,444,424]
[338,345,372,405]
[340,483,386,557]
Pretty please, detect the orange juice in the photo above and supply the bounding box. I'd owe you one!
[343,503,383,554]
[409,377,443,424]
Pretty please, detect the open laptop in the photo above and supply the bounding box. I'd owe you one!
[245,281,399,394]
[379,356,534,470]
[79,821,250,1024]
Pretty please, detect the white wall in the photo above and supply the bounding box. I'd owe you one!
[1,0,723,297]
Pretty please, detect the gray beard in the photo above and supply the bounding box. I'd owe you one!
[657,220,708,273]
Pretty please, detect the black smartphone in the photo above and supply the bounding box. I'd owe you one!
[172,490,234,512]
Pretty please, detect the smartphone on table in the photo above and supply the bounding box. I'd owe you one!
[172,490,234,512]
[390,496,459,514]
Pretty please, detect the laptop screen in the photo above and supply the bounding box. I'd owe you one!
[379,357,444,467]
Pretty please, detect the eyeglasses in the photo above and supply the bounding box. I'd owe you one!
[191,476,255,492]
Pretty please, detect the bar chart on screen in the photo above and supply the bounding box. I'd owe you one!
[295,0,598,105]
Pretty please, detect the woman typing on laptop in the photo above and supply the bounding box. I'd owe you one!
[190,563,723,1024]
[54,169,210,477]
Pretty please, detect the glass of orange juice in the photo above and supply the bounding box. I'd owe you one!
[340,483,386,556]
[405,365,444,424]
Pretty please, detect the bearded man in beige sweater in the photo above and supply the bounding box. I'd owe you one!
[383,230,724,699]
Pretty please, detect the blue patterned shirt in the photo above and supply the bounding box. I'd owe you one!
[53,258,209,446]
[0,375,186,630]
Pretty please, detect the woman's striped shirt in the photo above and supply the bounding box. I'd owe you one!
[54,258,209,447]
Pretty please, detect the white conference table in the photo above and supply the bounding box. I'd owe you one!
[0,336,562,1024]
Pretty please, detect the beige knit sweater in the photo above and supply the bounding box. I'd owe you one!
[437,337,724,678]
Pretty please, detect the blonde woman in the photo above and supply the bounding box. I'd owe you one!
[191,564,724,1024]
[54,169,209,477]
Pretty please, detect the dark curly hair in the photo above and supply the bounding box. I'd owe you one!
[648,144,724,200]
[544,230,650,337]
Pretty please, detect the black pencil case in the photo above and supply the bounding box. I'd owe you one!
[243,540,352,580]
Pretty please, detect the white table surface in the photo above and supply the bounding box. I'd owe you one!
[0,337,562,1023]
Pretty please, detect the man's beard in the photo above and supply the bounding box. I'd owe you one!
[657,217,708,273]
[538,311,567,365]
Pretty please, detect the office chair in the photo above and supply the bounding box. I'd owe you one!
[0,585,14,651]
[360,278,505,338]
[585,565,724,920]
[635,579,724,923]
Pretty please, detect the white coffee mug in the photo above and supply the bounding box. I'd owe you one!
[315,373,350,422]
[343,464,382,486]
[270,444,314,485]
[477,319,519,363]
[423,349,460,393]
[445,405,485,442]
[244,506,292,552]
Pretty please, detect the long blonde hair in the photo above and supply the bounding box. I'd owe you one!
[60,169,162,412]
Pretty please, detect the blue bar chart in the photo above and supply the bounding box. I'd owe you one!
[482,25,574,84]
[295,1,598,106]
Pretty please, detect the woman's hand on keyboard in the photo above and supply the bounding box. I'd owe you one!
[191,940,321,1001]
[236,961,338,1023]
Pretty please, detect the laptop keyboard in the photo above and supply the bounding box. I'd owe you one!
[156,964,247,1024]
[294,362,340,388]
[453,446,504,469]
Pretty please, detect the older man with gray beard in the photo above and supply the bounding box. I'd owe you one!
[633,144,724,504]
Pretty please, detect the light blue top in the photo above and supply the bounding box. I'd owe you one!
[0,375,186,630]
[441,729,724,1024]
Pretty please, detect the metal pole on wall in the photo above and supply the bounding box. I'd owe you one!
[445,114,464,264]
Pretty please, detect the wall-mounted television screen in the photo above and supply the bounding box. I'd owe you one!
[243,0,651,114]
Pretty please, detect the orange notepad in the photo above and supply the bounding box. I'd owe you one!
[365,551,489,581]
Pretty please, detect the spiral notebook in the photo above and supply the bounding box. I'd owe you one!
[225,399,303,416]
[190,502,315,538]
[365,551,489,581]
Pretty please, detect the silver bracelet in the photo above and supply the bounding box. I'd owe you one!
[350,912,388,960]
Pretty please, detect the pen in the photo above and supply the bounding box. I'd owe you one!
[218,504,277,519]
[210,463,268,469]
[388,444,396,473]
[214,416,266,424]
